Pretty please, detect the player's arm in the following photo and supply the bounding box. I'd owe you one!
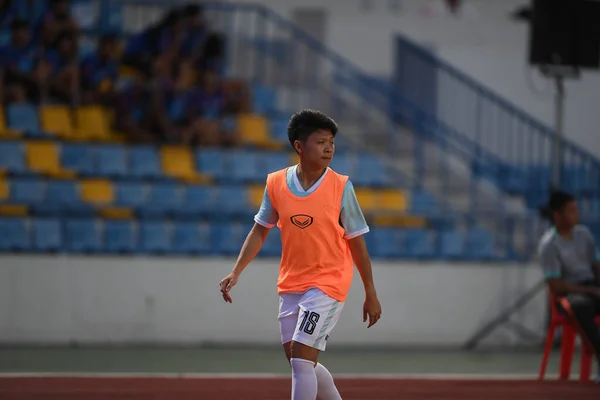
[583,227,600,286]
[340,180,381,327]
[219,187,278,303]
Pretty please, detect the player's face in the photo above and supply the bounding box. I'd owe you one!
[302,130,335,169]
[556,200,579,228]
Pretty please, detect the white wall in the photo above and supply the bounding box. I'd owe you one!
[0,255,547,347]
[234,0,600,156]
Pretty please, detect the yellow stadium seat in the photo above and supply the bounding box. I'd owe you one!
[354,188,378,213]
[80,179,114,205]
[237,114,284,149]
[75,106,115,142]
[0,178,8,200]
[0,108,22,139]
[290,152,300,165]
[99,207,134,219]
[25,141,76,178]
[248,185,265,208]
[160,146,210,184]
[0,204,28,216]
[379,189,408,212]
[40,105,75,139]
[373,214,427,228]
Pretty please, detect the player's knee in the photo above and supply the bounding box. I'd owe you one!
[290,340,319,363]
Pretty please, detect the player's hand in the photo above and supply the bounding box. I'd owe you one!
[219,272,239,303]
[363,294,382,328]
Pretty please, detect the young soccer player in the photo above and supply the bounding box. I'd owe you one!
[219,109,382,400]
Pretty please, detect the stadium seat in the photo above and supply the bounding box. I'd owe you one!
[237,114,282,149]
[114,182,148,208]
[369,228,405,259]
[74,106,115,142]
[104,220,136,254]
[60,143,96,176]
[0,107,22,139]
[466,227,496,260]
[9,178,45,205]
[354,155,390,187]
[268,115,289,143]
[379,190,408,213]
[217,185,250,218]
[180,185,215,218]
[329,154,353,176]
[94,145,128,178]
[40,105,75,139]
[0,141,27,175]
[248,185,265,209]
[230,150,262,183]
[172,222,211,255]
[32,218,62,252]
[354,188,378,214]
[139,182,182,219]
[160,146,209,183]
[252,84,278,115]
[129,146,163,180]
[64,218,102,253]
[262,152,289,175]
[6,104,44,137]
[409,191,439,215]
[25,141,75,178]
[405,229,434,259]
[439,230,464,259]
[0,178,7,201]
[37,181,93,216]
[0,217,30,251]
[212,223,252,255]
[139,221,171,254]
[260,226,281,257]
[196,148,228,181]
[80,179,114,206]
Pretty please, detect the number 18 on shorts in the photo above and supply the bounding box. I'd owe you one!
[278,288,345,351]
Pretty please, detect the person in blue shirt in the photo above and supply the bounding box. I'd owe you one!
[0,19,48,103]
[80,33,119,105]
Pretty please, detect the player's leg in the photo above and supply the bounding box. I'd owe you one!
[564,293,600,380]
[290,288,345,400]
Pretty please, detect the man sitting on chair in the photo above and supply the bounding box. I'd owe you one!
[538,190,600,382]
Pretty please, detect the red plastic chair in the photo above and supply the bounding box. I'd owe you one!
[538,291,600,381]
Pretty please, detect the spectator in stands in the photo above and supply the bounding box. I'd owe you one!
[0,19,49,104]
[80,33,119,105]
[114,72,155,144]
[538,190,600,382]
[179,3,207,63]
[46,31,80,104]
[36,0,79,49]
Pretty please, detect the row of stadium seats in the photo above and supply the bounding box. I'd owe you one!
[0,217,499,260]
[0,103,286,149]
[0,178,442,218]
[0,140,404,187]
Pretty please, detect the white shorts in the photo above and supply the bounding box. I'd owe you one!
[278,288,345,351]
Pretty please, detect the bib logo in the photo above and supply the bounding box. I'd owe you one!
[290,214,313,229]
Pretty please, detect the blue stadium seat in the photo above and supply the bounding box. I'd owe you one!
[439,230,464,259]
[260,226,281,257]
[230,151,262,183]
[196,148,228,181]
[0,141,27,175]
[64,219,102,253]
[129,146,162,180]
[179,185,215,218]
[252,84,277,115]
[369,228,405,259]
[466,227,496,260]
[6,104,44,136]
[114,182,148,208]
[405,229,434,259]
[60,144,95,176]
[172,222,211,255]
[32,218,62,252]
[410,191,439,215]
[212,223,252,255]
[9,179,45,205]
[269,116,289,143]
[139,221,171,254]
[139,183,182,219]
[262,152,289,175]
[36,181,93,216]
[104,220,136,254]
[217,186,250,218]
[0,217,30,251]
[354,154,389,187]
[95,145,128,178]
[329,154,353,176]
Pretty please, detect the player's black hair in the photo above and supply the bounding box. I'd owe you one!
[539,189,575,223]
[287,109,338,150]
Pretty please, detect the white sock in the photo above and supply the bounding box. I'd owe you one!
[291,358,318,400]
[315,363,342,400]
